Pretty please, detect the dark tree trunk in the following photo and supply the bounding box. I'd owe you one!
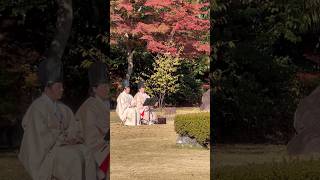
[126,49,135,81]
[44,0,73,63]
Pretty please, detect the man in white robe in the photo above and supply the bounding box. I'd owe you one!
[18,59,97,180]
[132,81,157,124]
[76,62,110,180]
[116,80,140,126]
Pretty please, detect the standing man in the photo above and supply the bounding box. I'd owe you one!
[132,81,157,125]
[18,59,96,180]
[116,80,140,126]
[76,61,110,180]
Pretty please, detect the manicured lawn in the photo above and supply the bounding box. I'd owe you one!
[110,108,210,180]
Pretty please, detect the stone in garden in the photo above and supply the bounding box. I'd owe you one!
[164,107,176,115]
[176,135,203,148]
[200,89,210,111]
[287,86,320,155]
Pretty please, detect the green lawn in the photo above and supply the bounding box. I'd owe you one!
[110,107,210,180]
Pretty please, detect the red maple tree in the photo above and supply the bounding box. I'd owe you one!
[111,0,210,79]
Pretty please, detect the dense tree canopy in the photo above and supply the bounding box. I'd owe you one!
[213,0,320,144]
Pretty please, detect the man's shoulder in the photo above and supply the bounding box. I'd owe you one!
[29,95,48,108]
[79,97,101,110]
[143,93,150,98]
[127,94,134,98]
[86,97,100,105]
[118,91,127,97]
[57,102,73,111]
[119,92,133,98]
[25,96,50,116]
[117,92,123,97]
[133,92,141,97]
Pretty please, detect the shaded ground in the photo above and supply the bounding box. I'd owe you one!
[213,144,320,180]
[0,151,31,180]
[214,144,320,168]
[110,108,210,180]
[214,144,288,167]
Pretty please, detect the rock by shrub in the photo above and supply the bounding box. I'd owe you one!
[200,89,210,111]
[176,135,203,148]
[174,112,210,147]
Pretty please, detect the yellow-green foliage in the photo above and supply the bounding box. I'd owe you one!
[215,158,320,180]
[145,53,181,107]
[174,112,210,146]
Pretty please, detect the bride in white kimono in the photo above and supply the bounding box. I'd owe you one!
[116,80,140,126]
[19,60,96,180]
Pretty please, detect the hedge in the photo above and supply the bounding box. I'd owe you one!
[215,158,320,180]
[174,112,210,147]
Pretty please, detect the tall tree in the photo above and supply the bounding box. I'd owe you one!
[111,0,210,81]
[145,53,181,108]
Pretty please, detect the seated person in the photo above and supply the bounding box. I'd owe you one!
[19,59,96,180]
[132,81,157,124]
[75,62,110,180]
[116,80,140,126]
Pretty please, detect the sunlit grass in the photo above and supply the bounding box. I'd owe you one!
[0,107,206,180]
[110,119,210,180]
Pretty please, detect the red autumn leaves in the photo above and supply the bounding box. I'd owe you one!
[111,0,210,58]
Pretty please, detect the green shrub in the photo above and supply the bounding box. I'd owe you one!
[174,112,210,147]
[215,158,320,180]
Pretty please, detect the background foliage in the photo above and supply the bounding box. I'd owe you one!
[213,0,320,144]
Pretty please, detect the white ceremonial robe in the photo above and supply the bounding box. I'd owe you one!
[76,96,110,180]
[132,92,157,122]
[116,91,140,126]
[18,94,97,180]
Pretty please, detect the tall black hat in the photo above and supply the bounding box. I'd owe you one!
[38,59,63,87]
[88,61,109,87]
[122,79,130,88]
[138,81,145,89]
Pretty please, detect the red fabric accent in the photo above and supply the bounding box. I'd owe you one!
[99,154,110,173]
[140,111,144,119]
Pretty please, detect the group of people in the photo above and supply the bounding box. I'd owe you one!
[19,60,109,180]
[18,58,159,180]
[116,80,158,126]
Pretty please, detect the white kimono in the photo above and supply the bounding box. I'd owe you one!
[132,92,157,122]
[116,91,140,126]
[18,94,97,180]
[75,96,110,180]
